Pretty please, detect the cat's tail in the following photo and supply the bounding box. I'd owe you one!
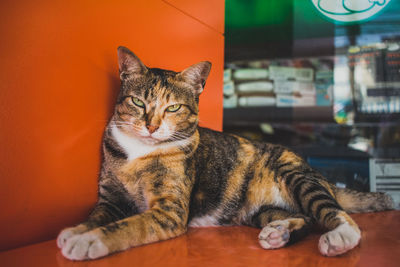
[334,187,395,213]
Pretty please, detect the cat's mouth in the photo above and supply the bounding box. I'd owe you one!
[113,122,174,145]
[139,134,166,145]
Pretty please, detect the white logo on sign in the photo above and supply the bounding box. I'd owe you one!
[311,0,391,23]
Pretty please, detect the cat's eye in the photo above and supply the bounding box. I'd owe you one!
[166,104,182,112]
[131,97,145,108]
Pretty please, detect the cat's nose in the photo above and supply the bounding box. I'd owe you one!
[146,125,159,134]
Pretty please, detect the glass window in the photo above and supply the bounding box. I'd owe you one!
[224,0,400,206]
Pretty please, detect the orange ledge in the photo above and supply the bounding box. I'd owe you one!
[1,211,399,267]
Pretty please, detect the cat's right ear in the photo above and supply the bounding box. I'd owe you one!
[117,46,147,80]
[178,61,212,96]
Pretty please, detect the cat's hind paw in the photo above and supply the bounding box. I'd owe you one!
[61,230,109,261]
[258,221,290,249]
[318,223,361,256]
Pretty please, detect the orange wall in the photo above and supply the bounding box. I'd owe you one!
[0,0,224,251]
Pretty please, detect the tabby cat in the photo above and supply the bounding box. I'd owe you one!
[57,46,393,260]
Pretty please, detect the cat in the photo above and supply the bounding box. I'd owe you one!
[57,46,393,260]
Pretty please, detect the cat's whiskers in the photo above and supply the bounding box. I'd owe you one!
[112,121,135,126]
[166,132,193,143]
[111,121,142,130]
[108,124,145,139]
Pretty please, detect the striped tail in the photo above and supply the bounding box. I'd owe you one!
[335,187,394,213]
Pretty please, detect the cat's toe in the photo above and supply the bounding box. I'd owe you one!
[88,238,109,259]
[57,225,88,248]
[61,231,109,261]
[258,224,290,249]
[61,234,84,260]
[57,229,74,249]
[318,223,361,256]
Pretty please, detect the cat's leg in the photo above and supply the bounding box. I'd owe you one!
[57,179,134,250]
[284,171,361,256]
[57,203,129,249]
[317,211,361,256]
[250,206,312,249]
[60,193,190,260]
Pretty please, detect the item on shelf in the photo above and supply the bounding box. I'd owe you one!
[269,66,314,82]
[384,42,400,82]
[273,80,316,95]
[247,60,269,68]
[369,158,400,210]
[224,68,232,83]
[238,95,276,107]
[316,83,333,106]
[233,68,269,80]
[360,82,400,100]
[315,69,333,107]
[366,85,400,98]
[359,98,400,113]
[348,44,386,84]
[236,81,274,94]
[223,94,238,109]
[315,69,334,81]
[276,94,316,107]
[223,81,235,96]
[333,56,354,124]
[358,82,400,114]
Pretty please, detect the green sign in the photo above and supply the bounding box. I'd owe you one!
[311,0,392,24]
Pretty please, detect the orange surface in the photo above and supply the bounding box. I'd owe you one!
[1,211,399,267]
[0,0,224,251]
[162,0,225,34]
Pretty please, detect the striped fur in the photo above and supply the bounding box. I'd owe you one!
[57,47,394,260]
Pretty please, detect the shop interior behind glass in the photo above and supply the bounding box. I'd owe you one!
[223,0,400,208]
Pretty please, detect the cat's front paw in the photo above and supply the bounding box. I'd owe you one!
[258,221,290,249]
[57,224,88,249]
[61,230,109,261]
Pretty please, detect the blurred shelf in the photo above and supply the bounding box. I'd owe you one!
[355,112,400,124]
[223,106,335,126]
[223,106,400,127]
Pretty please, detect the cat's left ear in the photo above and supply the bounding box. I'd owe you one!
[179,61,212,95]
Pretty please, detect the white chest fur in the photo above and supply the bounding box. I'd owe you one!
[111,126,188,161]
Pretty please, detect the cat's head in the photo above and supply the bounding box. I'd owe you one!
[112,46,211,145]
